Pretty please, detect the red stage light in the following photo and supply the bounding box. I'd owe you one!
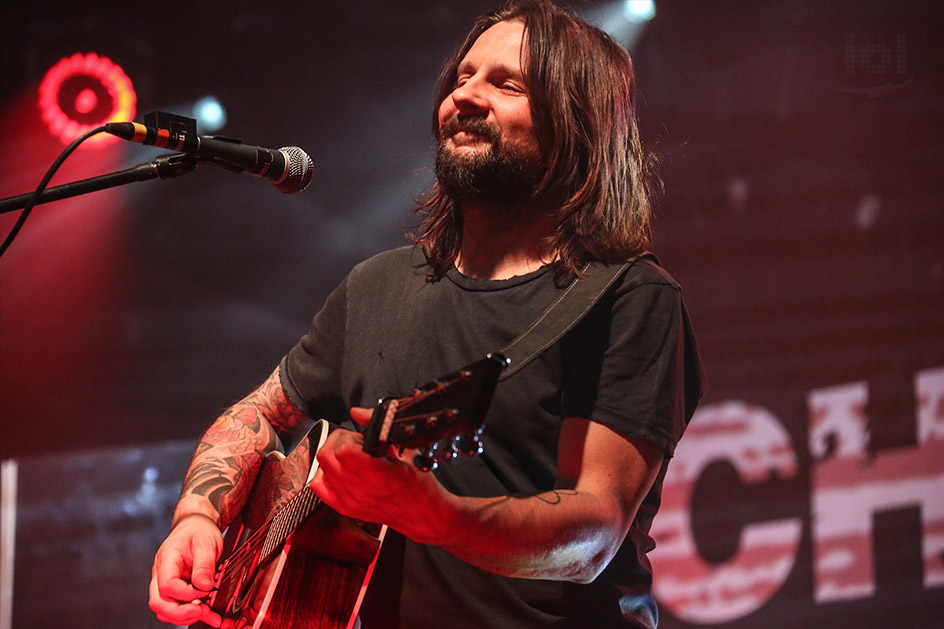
[38,52,137,146]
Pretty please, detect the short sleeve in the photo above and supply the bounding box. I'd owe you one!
[560,262,704,457]
[280,276,349,423]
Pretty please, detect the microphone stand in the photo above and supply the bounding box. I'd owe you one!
[0,153,198,214]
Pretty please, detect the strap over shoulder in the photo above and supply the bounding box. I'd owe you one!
[497,253,655,381]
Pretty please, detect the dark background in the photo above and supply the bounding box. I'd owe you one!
[1,1,942,627]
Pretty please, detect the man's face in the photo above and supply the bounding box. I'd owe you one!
[435,20,543,204]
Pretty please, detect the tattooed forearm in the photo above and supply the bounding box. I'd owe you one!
[176,366,309,526]
[180,447,260,524]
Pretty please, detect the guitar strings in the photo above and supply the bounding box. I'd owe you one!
[218,487,317,577]
[209,370,472,593]
[213,485,321,589]
[392,373,466,411]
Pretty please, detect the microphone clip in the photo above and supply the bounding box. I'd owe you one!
[194,135,254,174]
[142,111,199,152]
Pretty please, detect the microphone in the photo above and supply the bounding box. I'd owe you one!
[105,121,314,194]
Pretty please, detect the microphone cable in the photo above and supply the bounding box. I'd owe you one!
[0,125,107,258]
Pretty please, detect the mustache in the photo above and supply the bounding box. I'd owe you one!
[440,115,501,143]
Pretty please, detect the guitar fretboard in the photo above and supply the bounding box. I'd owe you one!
[259,485,320,563]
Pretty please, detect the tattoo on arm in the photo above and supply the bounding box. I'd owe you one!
[251,368,310,436]
[178,367,310,524]
[536,490,578,505]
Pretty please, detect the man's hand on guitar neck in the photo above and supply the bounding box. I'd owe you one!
[148,509,225,627]
[313,407,664,584]
[311,407,459,547]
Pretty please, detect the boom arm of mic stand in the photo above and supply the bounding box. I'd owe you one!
[0,153,198,215]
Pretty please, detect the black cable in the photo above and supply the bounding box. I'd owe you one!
[0,125,108,258]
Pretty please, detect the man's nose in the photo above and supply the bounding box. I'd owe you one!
[450,77,489,114]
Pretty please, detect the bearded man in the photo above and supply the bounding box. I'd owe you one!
[148,2,704,627]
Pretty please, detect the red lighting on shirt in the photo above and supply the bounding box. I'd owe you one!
[38,52,137,146]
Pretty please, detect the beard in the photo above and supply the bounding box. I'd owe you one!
[435,116,544,205]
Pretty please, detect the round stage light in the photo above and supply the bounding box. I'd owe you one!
[623,0,656,23]
[38,52,137,146]
[192,96,227,133]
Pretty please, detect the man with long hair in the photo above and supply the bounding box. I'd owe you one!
[148,2,704,627]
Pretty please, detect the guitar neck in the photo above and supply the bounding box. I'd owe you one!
[258,485,321,565]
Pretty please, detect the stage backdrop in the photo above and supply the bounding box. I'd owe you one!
[1,1,942,627]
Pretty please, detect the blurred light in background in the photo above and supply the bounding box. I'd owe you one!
[37,52,137,147]
[192,96,227,133]
[623,0,656,23]
[581,0,655,50]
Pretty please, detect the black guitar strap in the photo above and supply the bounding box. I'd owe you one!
[497,252,656,381]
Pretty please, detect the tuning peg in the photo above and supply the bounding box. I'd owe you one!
[439,439,459,462]
[454,433,484,457]
[413,443,440,472]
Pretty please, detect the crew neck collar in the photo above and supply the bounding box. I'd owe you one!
[445,263,555,291]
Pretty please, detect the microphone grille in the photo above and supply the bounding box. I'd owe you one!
[275,146,314,194]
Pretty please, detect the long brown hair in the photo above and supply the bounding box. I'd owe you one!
[414,0,658,277]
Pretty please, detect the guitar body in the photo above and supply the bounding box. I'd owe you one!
[194,420,386,629]
[191,354,507,629]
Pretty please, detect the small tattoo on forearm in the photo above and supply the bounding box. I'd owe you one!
[537,490,578,505]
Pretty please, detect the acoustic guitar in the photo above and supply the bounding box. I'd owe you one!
[192,353,507,629]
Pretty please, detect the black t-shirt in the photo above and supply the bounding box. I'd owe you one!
[281,245,705,628]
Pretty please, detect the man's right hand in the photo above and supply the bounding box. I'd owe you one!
[148,513,224,627]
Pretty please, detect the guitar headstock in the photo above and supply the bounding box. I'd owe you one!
[361,353,508,470]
